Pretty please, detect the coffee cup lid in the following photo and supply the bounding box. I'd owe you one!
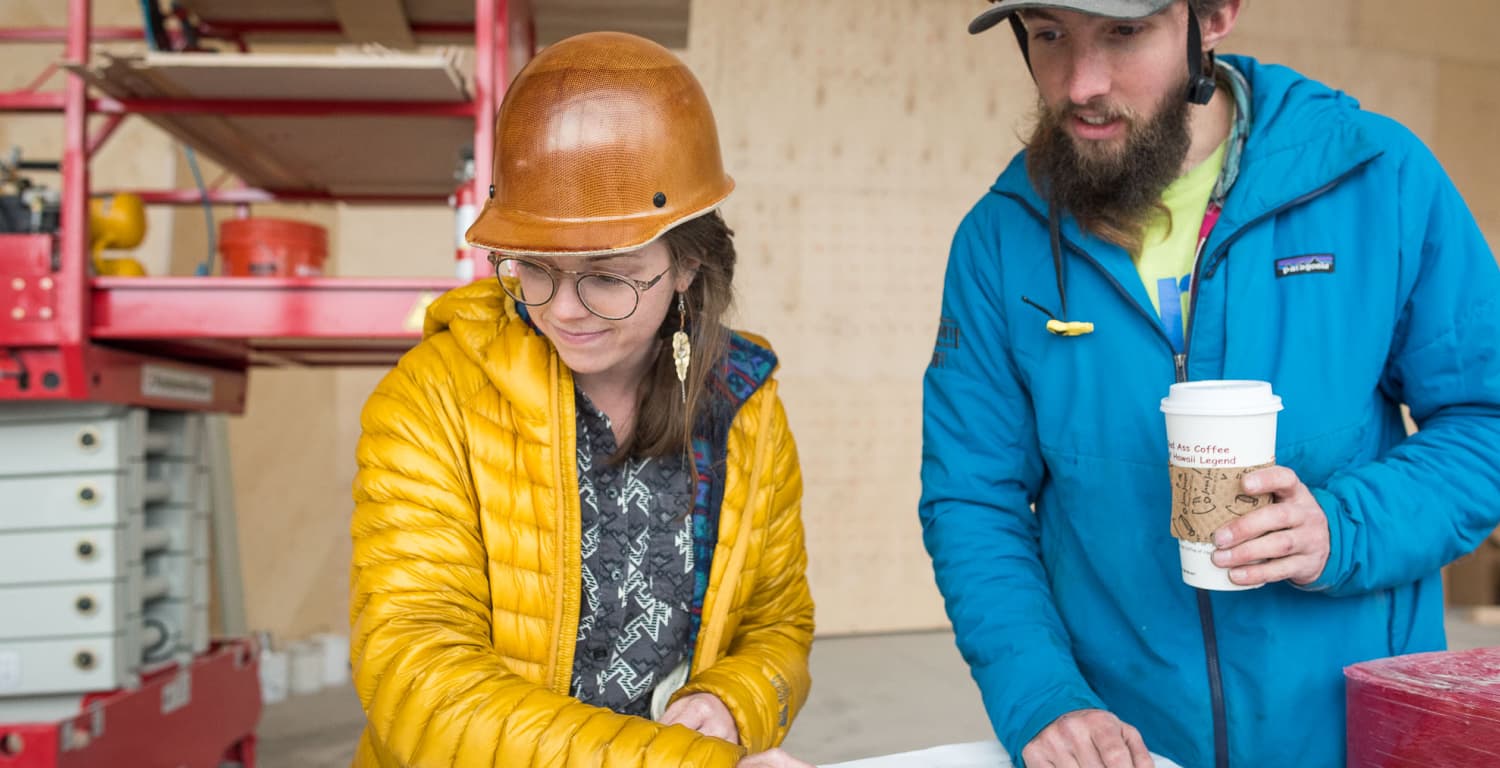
[1160,380,1283,416]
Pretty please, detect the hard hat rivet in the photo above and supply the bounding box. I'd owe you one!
[652,192,667,208]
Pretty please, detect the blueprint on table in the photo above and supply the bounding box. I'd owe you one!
[822,740,1185,768]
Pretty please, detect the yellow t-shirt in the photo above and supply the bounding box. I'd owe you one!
[1134,140,1228,337]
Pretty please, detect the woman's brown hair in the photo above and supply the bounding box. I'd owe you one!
[613,209,736,462]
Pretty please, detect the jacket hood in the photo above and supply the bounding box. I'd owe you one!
[420,279,555,416]
[422,278,513,340]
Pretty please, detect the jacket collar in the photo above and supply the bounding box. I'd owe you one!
[422,279,778,417]
[991,54,1386,245]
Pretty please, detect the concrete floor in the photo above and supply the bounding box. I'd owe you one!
[255,612,1500,767]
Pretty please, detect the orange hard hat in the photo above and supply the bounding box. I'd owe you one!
[465,31,734,256]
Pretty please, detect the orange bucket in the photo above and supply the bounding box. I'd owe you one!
[219,217,328,277]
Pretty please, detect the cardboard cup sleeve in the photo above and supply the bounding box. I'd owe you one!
[1169,461,1275,542]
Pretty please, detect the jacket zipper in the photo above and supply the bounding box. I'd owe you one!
[692,386,779,674]
[1181,210,1230,768]
[551,359,583,694]
[1004,192,1233,766]
[1175,161,1373,768]
[1001,166,1370,767]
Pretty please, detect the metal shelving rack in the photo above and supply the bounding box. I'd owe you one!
[0,0,540,765]
[0,0,541,407]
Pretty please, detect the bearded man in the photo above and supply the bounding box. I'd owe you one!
[918,2,1500,767]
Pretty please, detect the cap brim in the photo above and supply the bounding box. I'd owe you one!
[968,4,1019,34]
[968,1,1168,35]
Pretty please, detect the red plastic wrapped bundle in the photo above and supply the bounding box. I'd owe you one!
[1345,646,1500,767]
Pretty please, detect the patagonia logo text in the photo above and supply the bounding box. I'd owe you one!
[930,316,961,369]
[1275,254,1335,278]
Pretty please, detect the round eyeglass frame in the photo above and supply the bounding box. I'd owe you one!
[490,253,671,321]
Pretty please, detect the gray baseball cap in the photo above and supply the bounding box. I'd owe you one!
[969,0,1176,35]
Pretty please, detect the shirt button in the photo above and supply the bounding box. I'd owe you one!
[592,648,609,661]
[610,569,622,581]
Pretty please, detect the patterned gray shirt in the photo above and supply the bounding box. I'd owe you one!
[569,391,696,717]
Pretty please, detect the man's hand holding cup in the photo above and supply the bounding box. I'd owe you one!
[1210,466,1331,588]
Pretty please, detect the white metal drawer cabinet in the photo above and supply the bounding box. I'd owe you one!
[0,406,147,476]
[0,581,128,641]
[0,634,130,696]
[0,466,144,531]
[0,526,132,586]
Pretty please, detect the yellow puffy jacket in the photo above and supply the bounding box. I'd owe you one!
[350,281,814,767]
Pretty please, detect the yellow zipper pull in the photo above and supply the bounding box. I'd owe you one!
[1046,319,1095,337]
[1025,297,1095,338]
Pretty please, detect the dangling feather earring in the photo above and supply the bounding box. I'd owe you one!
[672,292,690,403]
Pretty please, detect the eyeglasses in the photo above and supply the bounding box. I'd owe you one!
[490,254,670,321]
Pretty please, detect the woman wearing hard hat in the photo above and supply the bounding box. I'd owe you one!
[349,31,815,768]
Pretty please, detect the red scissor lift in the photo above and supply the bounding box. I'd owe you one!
[0,0,532,765]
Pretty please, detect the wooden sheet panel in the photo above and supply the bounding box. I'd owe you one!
[72,52,472,195]
[175,0,693,48]
[227,368,348,639]
[1435,59,1500,228]
[779,375,949,634]
[120,51,467,102]
[7,0,145,25]
[332,0,417,49]
[1221,35,1440,144]
[1229,0,1355,46]
[1355,0,1500,66]
[685,1,1033,634]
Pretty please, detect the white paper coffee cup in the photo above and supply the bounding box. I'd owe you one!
[1161,380,1282,591]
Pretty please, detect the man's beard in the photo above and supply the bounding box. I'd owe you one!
[1024,82,1192,253]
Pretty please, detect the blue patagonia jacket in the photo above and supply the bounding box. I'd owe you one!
[920,55,1500,768]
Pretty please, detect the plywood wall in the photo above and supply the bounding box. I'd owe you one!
[678,1,1032,634]
[5,0,1498,641]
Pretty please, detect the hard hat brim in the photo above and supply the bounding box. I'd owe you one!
[464,176,734,257]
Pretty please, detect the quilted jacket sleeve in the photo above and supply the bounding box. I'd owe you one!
[350,338,746,767]
[675,391,816,754]
[919,207,1105,767]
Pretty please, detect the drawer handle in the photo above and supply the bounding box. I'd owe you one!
[78,485,98,504]
[77,428,100,451]
[76,541,96,560]
[0,732,23,757]
[76,595,96,614]
[74,650,95,670]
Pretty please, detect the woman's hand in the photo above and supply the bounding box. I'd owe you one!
[660,692,739,744]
